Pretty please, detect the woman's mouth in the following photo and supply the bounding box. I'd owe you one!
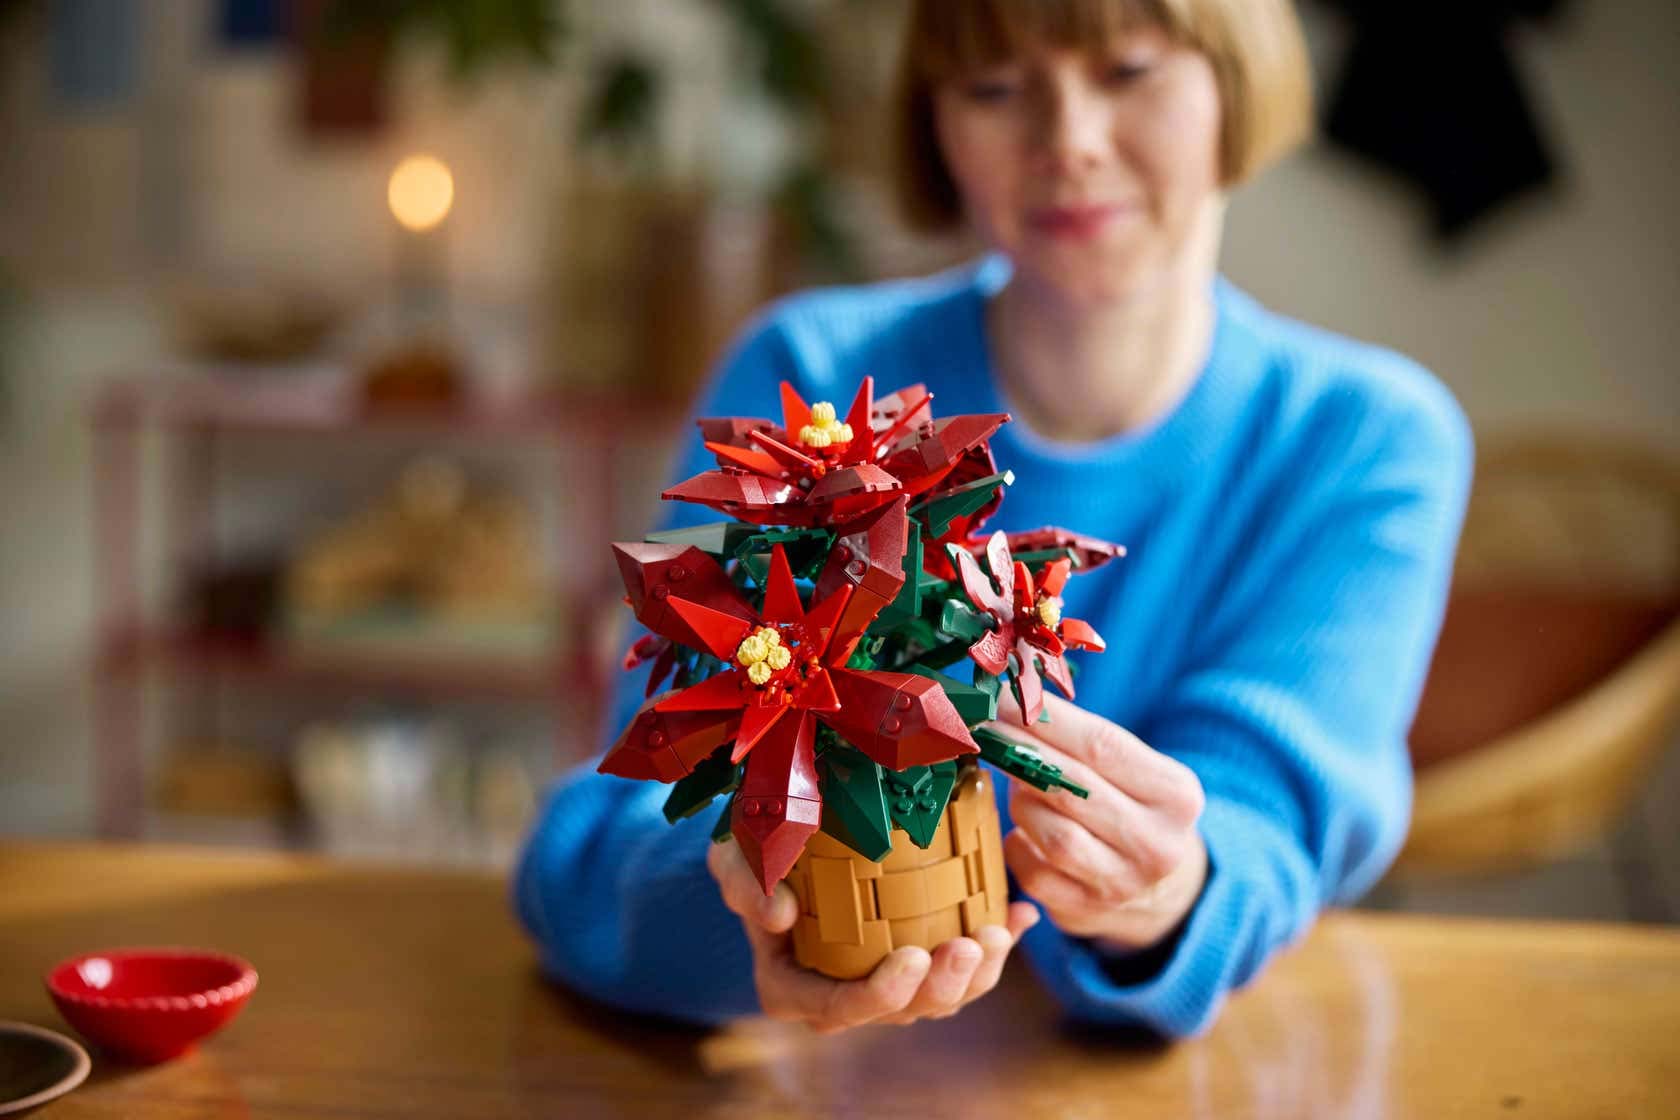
[1026,203,1133,239]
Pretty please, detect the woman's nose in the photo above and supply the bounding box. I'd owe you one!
[1032,84,1109,176]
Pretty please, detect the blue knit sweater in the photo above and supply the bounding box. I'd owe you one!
[512,257,1472,1038]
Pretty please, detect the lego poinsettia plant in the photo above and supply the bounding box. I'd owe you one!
[599,378,1126,907]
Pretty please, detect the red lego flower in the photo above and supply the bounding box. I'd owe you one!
[600,540,979,892]
[663,379,1007,528]
[950,530,1113,725]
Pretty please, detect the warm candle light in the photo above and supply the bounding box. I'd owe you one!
[388,155,454,233]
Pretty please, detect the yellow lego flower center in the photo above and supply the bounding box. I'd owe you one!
[1035,594,1063,630]
[736,626,793,686]
[797,401,854,450]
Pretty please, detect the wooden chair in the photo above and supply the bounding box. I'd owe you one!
[1395,432,1680,876]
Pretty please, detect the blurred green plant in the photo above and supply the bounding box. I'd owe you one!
[328,0,860,279]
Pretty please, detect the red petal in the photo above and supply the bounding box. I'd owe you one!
[1040,557,1072,597]
[598,707,738,783]
[1040,649,1075,699]
[1060,615,1106,652]
[732,710,823,893]
[986,532,1015,601]
[843,377,875,461]
[967,627,1013,676]
[1014,639,1046,726]
[656,670,751,713]
[666,596,757,662]
[761,543,804,625]
[952,542,1010,618]
[732,705,788,763]
[613,543,753,648]
[823,669,979,770]
[780,382,812,440]
[706,441,784,477]
[801,583,854,662]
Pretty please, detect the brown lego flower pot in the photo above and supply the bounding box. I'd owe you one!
[786,763,1010,980]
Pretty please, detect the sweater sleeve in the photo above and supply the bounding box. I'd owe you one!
[510,312,797,1024]
[1013,376,1474,1037]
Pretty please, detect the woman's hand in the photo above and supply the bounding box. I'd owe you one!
[706,837,1039,1033]
[991,692,1209,953]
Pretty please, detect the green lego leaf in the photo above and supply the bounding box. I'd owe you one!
[912,470,1013,540]
[905,664,997,725]
[884,761,959,848]
[645,520,761,557]
[662,748,740,824]
[940,598,994,643]
[710,795,737,843]
[817,744,893,860]
[972,726,1089,798]
[875,520,924,629]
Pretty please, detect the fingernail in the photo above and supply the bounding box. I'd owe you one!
[887,949,928,979]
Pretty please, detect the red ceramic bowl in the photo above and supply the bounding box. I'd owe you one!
[44,949,257,1064]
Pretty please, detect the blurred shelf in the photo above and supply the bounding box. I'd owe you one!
[89,369,687,438]
[98,624,606,704]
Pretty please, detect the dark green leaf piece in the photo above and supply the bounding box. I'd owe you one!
[905,664,997,725]
[940,599,995,643]
[710,795,736,843]
[662,747,740,824]
[972,726,1089,798]
[912,470,1013,540]
[875,521,924,629]
[817,745,893,861]
[645,521,762,558]
[885,761,959,848]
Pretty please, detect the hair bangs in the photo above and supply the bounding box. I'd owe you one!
[910,0,1186,81]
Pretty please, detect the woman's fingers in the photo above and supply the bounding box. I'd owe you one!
[707,839,799,933]
[991,693,1205,821]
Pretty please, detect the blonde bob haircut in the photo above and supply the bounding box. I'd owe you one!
[892,0,1314,233]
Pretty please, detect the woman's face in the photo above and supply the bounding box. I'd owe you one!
[932,26,1224,307]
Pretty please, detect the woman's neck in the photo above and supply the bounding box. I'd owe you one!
[985,210,1223,444]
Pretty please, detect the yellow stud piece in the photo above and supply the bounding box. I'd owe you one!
[797,403,854,450]
[1036,596,1063,629]
[736,626,790,684]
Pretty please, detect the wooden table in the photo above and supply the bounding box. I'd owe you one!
[3,843,1676,1119]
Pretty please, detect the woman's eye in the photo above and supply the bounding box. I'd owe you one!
[1102,61,1152,85]
[962,77,1021,103]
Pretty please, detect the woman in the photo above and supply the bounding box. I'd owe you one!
[514,0,1470,1039]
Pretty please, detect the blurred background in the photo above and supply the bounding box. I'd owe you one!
[0,1,1675,922]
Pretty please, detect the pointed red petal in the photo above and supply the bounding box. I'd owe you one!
[798,665,841,711]
[1060,616,1106,652]
[1014,640,1046,726]
[1040,649,1075,699]
[597,707,738,782]
[823,669,979,770]
[613,543,753,647]
[732,711,822,893]
[780,382,812,440]
[706,441,785,477]
[666,596,756,662]
[732,705,788,763]
[986,532,1015,601]
[843,377,874,461]
[761,543,804,625]
[952,542,1010,618]
[815,497,908,655]
[1012,561,1035,617]
[801,583,854,662]
[1040,557,1072,597]
[749,428,822,473]
[1004,527,1127,571]
[968,627,1013,677]
[655,670,751,712]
